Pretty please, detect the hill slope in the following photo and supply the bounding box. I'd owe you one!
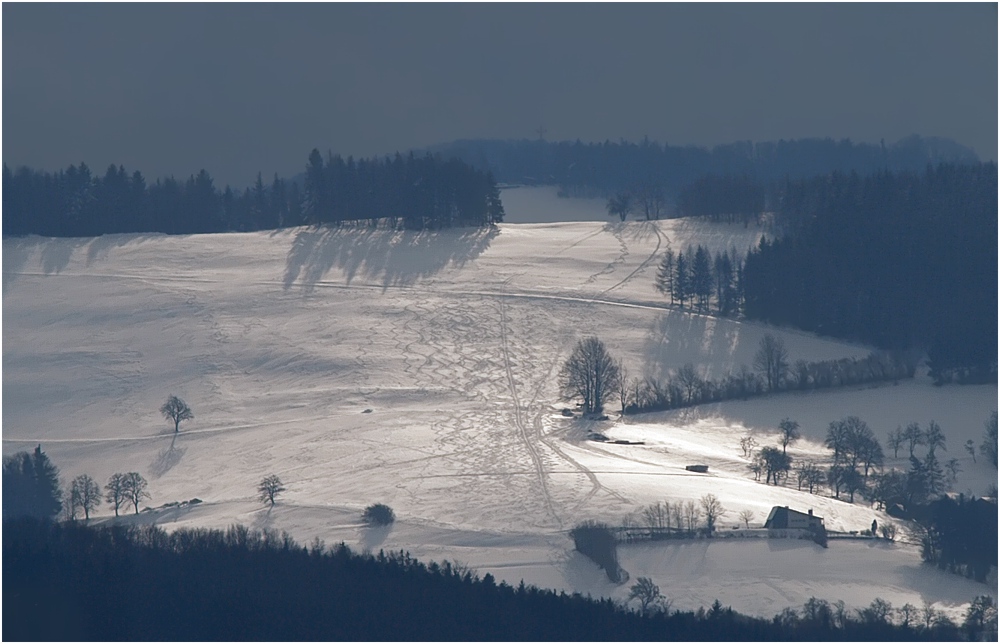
[3,189,995,617]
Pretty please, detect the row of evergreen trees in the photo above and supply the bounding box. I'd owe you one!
[742,163,997,383]
[2,151,504,238]
[5,517,982,641]
[654,244,744,315]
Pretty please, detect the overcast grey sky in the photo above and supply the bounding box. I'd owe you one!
[3,3,996,187]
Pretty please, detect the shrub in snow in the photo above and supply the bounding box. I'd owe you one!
[363,503,395,526]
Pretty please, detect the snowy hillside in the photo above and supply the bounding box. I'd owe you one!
[3,188,995,618]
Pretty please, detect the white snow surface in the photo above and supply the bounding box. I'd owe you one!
[3,188,996,619]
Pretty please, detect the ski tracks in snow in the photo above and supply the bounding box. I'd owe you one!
[599,222,664,297]
[498,278,560,525]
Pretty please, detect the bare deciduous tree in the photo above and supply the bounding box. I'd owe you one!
[738,509,755,528]
[753,334,789,392]
[924,421,946,456]
[258,475,286,507]
[902,422,924,458]
[887,426,904,458]
[642,502,669,530]
[559,337,620,415]
[676,363,701,404]
[634,180,666,221]
[739,434,758,458]
[606,192,633,222]
[700,494,724,535]
[615,359,630,418]
[628,576,670,615]
[105,472,128,517]
[70,474,102,520]
[160,395,194,433]
[683,500,700,534]
[121,472,150,515]
[778,418,801,454]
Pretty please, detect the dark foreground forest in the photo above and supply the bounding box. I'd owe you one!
[4,518,986,641]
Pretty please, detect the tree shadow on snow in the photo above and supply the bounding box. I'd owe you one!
[2,233,160,294]
[282,224,498,293]
[640,310,745,383]
[359,524,392,551]
[149,442,186,479]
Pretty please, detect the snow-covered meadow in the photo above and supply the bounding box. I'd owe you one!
[3,186,995,618]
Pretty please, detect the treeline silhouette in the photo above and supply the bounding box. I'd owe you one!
[2,151,503,238]
[428,134,978,199]
[742,163,998,383]
[628,351,917,415]
[3,518,958,641]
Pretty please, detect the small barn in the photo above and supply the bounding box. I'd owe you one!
[763,506,824,529]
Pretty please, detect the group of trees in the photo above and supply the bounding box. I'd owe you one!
[675,174,765,222]
[559,335,916,419]
[654,244,743,315]
[625,494,727,538]
[823,417,886,502]
[743,163,997,383]
[741,409,1000,529]
[919,494,998,584]
[3,151,504,238]
[625,339,914,416]
[1,445,152,521]
[9,516,980,641]
[2,445,62,519]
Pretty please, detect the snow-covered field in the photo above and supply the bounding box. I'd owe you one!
[3,186,996,618]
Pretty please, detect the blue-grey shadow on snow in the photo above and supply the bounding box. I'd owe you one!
[283,224,498,293]
[2,233,161,294]
[149,440,186,479]
[360,524,392,551]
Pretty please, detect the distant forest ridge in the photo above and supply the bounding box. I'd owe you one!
[426,134,980,200]
[2,150,504,239]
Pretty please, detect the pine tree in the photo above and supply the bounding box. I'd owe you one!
[655,247,675,304]
[691,245,713,312]
[1,446,63,519]
[674,251,690,308]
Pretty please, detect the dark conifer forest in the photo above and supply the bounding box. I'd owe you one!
[742,164,997,383]
[2,150,504,238]
[3,518,958,642]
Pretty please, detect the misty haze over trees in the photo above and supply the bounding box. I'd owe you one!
[429,134,980,199]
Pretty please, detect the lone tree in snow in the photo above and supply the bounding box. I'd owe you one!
[160,395,194,433]
[738,509,755,528]
[559,337,620,415]
[778,418,801,455]
[70,474,102,520]
[121,472,150,515]
[258,475,286,507]
[753,334,789,392]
